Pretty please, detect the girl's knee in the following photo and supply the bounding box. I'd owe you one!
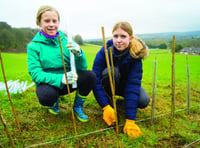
[138,87,150,109]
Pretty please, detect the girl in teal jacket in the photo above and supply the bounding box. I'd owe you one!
[27,5,96,122]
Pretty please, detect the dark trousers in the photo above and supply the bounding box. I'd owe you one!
[36,70,96,106]
[101,68,150,109]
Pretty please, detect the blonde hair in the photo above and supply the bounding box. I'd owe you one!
[112,21,149,59]
[36,5,60,26]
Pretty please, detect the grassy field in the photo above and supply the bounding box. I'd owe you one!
[0,45,200,148]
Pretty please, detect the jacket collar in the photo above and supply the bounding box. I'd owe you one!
[32,30,65,45]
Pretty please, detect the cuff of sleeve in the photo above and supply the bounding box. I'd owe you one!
[126,119,135,124]
[103,105,110,111]
[78,49,82,56]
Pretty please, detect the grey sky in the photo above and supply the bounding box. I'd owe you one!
[1,0,200,39]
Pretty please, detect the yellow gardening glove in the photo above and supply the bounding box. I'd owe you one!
[123,119,143,138]
[103,105,116,126]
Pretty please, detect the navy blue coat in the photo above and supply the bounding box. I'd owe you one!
[92,40,143,120]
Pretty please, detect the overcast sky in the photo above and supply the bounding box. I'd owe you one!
[1,0,200,39]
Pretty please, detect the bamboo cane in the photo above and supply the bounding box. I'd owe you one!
[101,27,121,148]
[0,51,25,147]
[58,37,79,141]
[170,35,176,147]
[186,55,191,115]
[150,57,157,125]
[0,111,16,148]
[109,47,115,91]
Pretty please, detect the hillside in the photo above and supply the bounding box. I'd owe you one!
[136,31,200,40]
[0,21,200,52]
[85,30,200,49]
[85,30,200,41]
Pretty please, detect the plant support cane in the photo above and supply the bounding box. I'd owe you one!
[0,51,25,147]
[0,111,16,148]
[58,37,79,142]
[170,35,176,147]
[101,27,121,148]
[186,55,191,115]
[109,47,115,91]
[151,57,157,125]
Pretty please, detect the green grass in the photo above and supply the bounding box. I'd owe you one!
[81,44,100,70]
[0,47,200,148]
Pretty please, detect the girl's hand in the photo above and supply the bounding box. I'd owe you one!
[103,105,116,126]
[62,71,78,84]
[66,42,81,56]
[123,119,143,138]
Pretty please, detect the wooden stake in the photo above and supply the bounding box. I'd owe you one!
[0,111,16,148]
[172,35,176,118]
[150,57,157,125]
[58,37,79,142]
[170,35,176,147]
[186,55,191,115]
[0,51,25,147]
[109,47,115,93]
[101,27,121,148]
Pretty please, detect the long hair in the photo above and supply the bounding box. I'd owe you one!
[112,21,149,59]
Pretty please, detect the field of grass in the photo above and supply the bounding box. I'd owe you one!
[0,45,200,148]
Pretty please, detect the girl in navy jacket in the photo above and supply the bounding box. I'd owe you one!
[92,21,150,138]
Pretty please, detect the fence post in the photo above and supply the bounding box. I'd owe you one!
[186,55,191,115]
[150,57,157,125]
[170,35,176,147]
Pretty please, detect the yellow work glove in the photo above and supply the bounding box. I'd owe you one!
[103,105,116,126]
[123,119,143,138]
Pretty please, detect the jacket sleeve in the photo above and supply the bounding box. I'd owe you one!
[92,47,110,108]
[27,43,63,88]
[124,59,143,120]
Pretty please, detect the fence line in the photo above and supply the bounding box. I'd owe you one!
[24,105,199,148]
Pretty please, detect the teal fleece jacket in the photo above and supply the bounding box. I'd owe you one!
[27,31,87,89]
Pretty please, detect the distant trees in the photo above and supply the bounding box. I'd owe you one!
[85,40,103,46]
[168,41,183,52]
[0,21,87,52]
[1,21,200,52]
[0,28,15,50]
[159,43,167,49]
[175,44,183,52]
[0,22,39,52]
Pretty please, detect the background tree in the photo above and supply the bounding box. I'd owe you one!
[175,44,183,52]
[0,22,12,31]
[0,29,15,50]
[159,43,167,49]
[13,28,26,49]
[74,34,84,45]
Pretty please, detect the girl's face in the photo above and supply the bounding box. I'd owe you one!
[39,10,59,36]
[113,27,133,51]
